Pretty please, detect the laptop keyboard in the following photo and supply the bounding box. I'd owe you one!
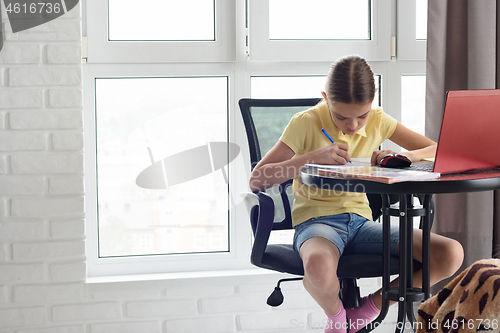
[407,163,435,172]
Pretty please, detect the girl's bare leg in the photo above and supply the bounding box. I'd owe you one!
[299,236,343,315]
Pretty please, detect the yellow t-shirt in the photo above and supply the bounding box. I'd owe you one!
[280,101,398,227]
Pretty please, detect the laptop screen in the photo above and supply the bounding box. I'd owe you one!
[433,89,500,174]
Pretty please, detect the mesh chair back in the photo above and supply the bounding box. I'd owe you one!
[239,98,323,229]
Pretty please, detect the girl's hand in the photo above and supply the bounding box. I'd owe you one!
[371,149,411,165]
[312,143,351,165]
[249,141,350,192]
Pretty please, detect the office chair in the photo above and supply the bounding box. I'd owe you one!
[239,98,433,310]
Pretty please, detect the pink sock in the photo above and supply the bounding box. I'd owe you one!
[324,302,347,333]
[345,294,380,333]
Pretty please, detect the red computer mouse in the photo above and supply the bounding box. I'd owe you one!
[379,154,412,168]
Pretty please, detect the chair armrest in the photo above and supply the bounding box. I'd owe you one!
[241,191,276,267]
[241,191,260,217]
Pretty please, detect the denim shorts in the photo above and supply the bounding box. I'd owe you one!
[293,213,400,257]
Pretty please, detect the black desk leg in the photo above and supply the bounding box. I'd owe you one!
[422,194,432,299]
[396,194,408,333]
[360,193,432,333]
[405,194,416,330]
[381,193,392,321]
[399,194,433,332]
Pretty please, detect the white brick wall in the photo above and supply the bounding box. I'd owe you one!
[0,4,406,333]
[0,4,89,331]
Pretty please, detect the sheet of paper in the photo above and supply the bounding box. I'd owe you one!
[306,158,371,170]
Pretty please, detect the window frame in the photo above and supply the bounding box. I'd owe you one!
[85,0,236,63]
[397,0,427,60]
[84,0,427,277]
[248,0,392,61]
[83,63,254,277]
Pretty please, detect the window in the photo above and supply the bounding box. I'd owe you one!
[108,0,215,41]
[401,75,426,136]
[84,64,251,276]
[269,0,370,40]
[397,0,427,60]
[86,0,235,63]
[248,0,391,61]
[94,76,229,258]
[85,0,426,277]
[415,0,428,40]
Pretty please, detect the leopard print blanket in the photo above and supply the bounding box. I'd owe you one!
[417,259,500,333]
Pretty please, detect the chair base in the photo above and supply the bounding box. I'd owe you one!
[339,278,361,309]
[266,277,363,310]
[267,277,303,307]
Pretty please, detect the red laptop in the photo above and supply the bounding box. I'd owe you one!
[431,89,500,174]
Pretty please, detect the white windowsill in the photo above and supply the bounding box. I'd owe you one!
[86,268,297,288]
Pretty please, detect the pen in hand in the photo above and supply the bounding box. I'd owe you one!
[321,128,335,143]
[321,128,351,163]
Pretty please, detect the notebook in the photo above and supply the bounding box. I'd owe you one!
[306,158,440,183]
[410,89,500,175]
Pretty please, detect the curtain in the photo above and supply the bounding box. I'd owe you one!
[425,0,500,293]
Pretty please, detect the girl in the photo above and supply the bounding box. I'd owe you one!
[249,55,464,333]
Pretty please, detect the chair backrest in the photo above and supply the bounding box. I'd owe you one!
[239,98,323,231]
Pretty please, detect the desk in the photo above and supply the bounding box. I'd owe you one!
[300,168,500,333]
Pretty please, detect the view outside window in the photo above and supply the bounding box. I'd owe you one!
[108,0,215,41]
[416,0,428,40]
[95,77,229,257]
[269,0,371,40]
[401,75,426,136]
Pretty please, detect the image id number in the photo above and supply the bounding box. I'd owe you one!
[6,2,62,14]
[443,319,499,331]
